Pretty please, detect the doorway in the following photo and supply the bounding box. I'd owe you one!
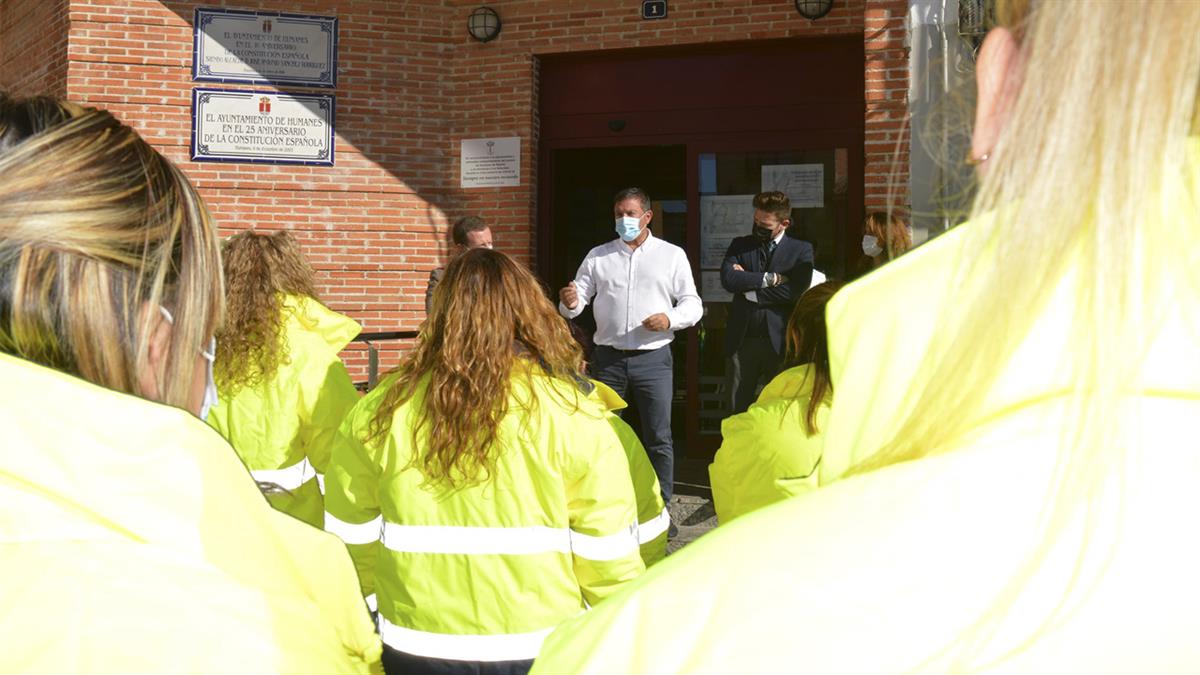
[546,144,689,451]
[538,37,864,459]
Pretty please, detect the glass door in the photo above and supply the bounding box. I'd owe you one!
[688,142,855,453]
[544,144,692,450]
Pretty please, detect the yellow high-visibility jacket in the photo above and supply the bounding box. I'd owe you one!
[589,380,669,566]
[208,295,360,527]
[529,179,1200,672]
[709,364,828,524]
[325,361,645,664]
[0,352,382,674]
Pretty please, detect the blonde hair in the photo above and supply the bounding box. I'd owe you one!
[0,94,224,410]
[216,229,318,394]
[368,248,585,489]
[851,0,1200,668]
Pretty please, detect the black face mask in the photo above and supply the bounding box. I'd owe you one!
[752,225,774,241]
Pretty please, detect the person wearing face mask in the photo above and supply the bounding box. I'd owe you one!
[159,306,220,420]
[206,229,362,529]
[855,210,912,276]
[426,215,494,315]
[0,94,381,672]
[558,187,702,511]
[719,191,815,414]
[531,1,1200,671]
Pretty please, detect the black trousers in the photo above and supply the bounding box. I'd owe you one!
[382,645,533,675]
[729,335,782,414]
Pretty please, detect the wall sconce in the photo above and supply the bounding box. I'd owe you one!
[468,6,502,42]
[795,0,834,20]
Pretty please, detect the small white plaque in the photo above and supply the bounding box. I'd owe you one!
[461,137,521,188]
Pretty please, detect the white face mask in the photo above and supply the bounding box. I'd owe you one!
[159,307,219,420]
[862,235,883,257]
[615,215,643,242]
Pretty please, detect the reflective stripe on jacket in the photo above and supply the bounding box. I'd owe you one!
[325,361,645,663]
[529,158,1200,672]
[0,352,382,673]
[588,379,669,566]
[207,295,361,527]
[709,364,828,524]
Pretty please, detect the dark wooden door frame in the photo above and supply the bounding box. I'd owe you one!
[536,36,865,457]
[537,130,863,458]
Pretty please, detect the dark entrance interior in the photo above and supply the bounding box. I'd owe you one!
[538,37,865,463]
[547,144,688,447]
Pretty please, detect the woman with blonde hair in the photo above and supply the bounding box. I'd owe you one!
[207,229,361,528]
[325,247,644,675]
[0,94,380,672]
[708,280,842,524]
[532,1,1200,672]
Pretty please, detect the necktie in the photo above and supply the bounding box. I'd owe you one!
[762,240,777,269]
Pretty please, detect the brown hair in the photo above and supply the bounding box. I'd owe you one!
[864,210,912,260]
[368,248,585,489]
[612,187,652,213]
[0,93,223,410]
[215,229,319,394]
[752,191,792,223]
[783,280,843,435]
[451,216,488,246]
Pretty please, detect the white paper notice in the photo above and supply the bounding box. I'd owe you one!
[700,194,755,268]
[701,270,733,303]
[461,137,520,188]
[761,164,824,208]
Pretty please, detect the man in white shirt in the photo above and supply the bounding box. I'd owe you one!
[559,188,702,507]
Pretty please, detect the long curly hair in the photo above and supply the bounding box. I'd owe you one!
[368,248,585,489]
[215,230,318,393]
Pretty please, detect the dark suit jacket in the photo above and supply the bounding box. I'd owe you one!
[720,234,814,357]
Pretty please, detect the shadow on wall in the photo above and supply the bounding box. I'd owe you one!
[149,2,503,375]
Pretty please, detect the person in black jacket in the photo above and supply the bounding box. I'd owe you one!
[426,216,493,314]
[720,191,814,414]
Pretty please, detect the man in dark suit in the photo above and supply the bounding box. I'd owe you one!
[720,191,814,413]
[425,216,492,314]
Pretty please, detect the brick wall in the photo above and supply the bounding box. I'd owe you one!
[0,0,71,96]
[4,0,911,381]
[864,0,910,212]
[63,0,463,378]
[446,0,907,263]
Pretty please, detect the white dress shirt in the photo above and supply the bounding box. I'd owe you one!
[559,231,702,351]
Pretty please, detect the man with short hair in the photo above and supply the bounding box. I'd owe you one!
[559,188,701,509]
[720,191,814,414]
[426,216,493,314]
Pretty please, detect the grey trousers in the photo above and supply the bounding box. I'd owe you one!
[590,344,674,502]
